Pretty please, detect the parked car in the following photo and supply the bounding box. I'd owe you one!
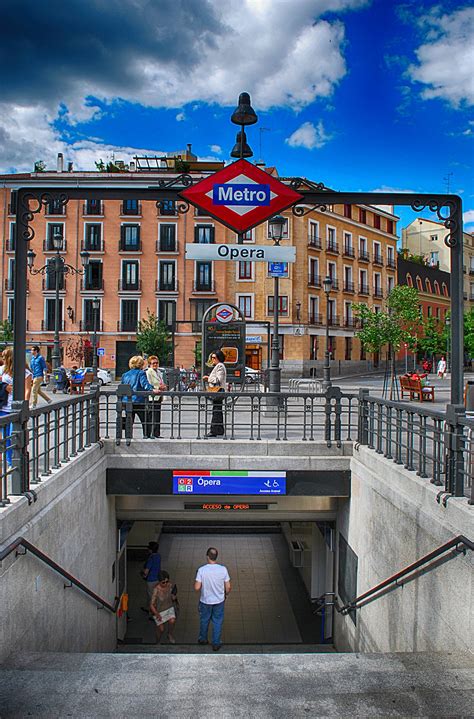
[245,366,260,384]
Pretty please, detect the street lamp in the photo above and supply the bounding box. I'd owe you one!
[92,296,100,378]
[231,92,256,244]
[268,214,286,398]
[322,275,333,391]
[28,231,90,369]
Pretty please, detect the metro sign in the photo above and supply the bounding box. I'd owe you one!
[179,158,303,234]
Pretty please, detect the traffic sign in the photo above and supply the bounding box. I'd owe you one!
[180,159,303,234]
[268,262,288,277]
[97,348,105,356]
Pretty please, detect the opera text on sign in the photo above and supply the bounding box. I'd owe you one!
[179,158,303,234]
[185,243,296,263]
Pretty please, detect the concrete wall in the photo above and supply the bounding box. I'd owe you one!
[0,446,117,663]
[335,446,474,653]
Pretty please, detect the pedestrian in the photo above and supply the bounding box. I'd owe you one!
[150,570,178,644]
[145,356,166,438]
[203,350,226,437]
[141,541,162,615]
[1,347,33,465]
[194,547,231,651]
[30,346,52,408]
[121,356,161,438]
[437,356,447,378]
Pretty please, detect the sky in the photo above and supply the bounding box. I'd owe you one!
[1,0,473,235]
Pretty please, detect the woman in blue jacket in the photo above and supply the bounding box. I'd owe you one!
[122,355,160,438]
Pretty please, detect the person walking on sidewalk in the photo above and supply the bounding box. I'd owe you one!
[150,570,178,644]
[30,346,52,408]
[203,350,227,437]
[194,547,231,651]
[145,356,166,438]
[141,541,162,613]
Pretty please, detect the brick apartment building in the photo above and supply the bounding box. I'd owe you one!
[0,152,399,377]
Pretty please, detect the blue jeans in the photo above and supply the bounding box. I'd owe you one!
[199,601,225,646]
[0,411,12,466]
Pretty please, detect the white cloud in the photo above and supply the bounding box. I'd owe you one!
[285,121,332,150]
[210,145,222,154]
[408,7,474,107]
[464,209,474,226]
[175,112,186,122]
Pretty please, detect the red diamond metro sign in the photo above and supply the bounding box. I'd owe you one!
[179,158,303,234]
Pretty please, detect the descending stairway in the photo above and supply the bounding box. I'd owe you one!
[1,651,472,717]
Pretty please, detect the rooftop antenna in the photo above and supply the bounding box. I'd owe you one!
[258,127,271,163]
[443,172,453,194]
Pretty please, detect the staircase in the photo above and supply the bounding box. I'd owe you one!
[1,651,472,717]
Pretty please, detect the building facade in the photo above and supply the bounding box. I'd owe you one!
[1,156,398,377]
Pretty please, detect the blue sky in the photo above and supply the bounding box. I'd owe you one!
[1,0,472,234]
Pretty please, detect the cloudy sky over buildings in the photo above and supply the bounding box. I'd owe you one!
[1,0,472,227]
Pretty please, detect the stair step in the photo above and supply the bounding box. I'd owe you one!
[116,642,336,653]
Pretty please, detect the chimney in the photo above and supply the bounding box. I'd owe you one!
[67,162,73,172]
[129,161,136,172]
[57,153,64,172]
[187,143,192,154]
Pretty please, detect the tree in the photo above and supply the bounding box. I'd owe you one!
[416,317,446,359]
[65,336,88,366]
[136,310,171,363]
[0,319,13,349]
[465,308,474,358]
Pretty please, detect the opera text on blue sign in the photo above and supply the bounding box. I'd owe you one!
[173,470,286,496]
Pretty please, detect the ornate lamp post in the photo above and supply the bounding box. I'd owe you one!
[28,231,89,369]
[92,296,100,377]
[268,214,286,397]
[322,275,333,391]
[231,92,256,245]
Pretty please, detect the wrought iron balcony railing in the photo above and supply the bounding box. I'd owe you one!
[119,240,142,252]
[308,236,322,249]
[81,239,104,253]
[43,239,67,252]
[117,320,138,332]
[343,317,359,328]
[192,281,216,292]
[156,279,178,292]
[41,320,66,331]
[42,277,66,291]
[83,202,103,216]
[359,284,370,295]
[359,251,370,262]
[118,279,142,292]
[373,253,384,266]
[308,313,323,325]
[156,239,178,253]
[328,315,340,327]
[81,278,104,291]
[308,274,321,287]
[386,258,396,270]
[6,236,15,252]
[120,203,142,216]
[79,320,104,332]
[326,241,339,254]
[343,281,355,293]
[373,287,384,298]
[343,246,355,258]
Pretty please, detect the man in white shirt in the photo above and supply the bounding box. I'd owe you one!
[194,547,231,651]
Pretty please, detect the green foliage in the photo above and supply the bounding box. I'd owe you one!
[194,340,202,366]
[136,310,171,362]
[416,317,447,357]
[0,319,13,349]
[95,159,106,172]
[174,159,191,173]
[352,286,422,354]
[465,309,474,357]
[34,160,46,172]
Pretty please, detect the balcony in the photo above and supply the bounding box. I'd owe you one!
[386,258,396,270]
[156,239,178,253]
[373,287,384,298]
[327,278,339,291]
[343,281,355,293]
[79,320,104,332]
[308,236,322,249]
[83,202,103,216]
[359,284,370,296]
[81,278,104,292]
[193,280,216,293]
[41,320,66,331]
[308,274,321,288]
[344,317,359,328]
[373,253,384,266]
[308,313,323,326]
[119,240,142,253]
[45,203,65,216]
[42,277,66,291]
[359,251,370,262]
[8,202,16,216]
[43,239,67,252]
[158,201,177,217]
[120,202,142,216]
[117,320,138,333]
[343,245,355,258]
[4,278,14,291]
[156,279,178,293]
[118,279,142,292]
[326,241,339,254]
[328,315,340,327]
[81,239,104,253]
[6,236,15,252]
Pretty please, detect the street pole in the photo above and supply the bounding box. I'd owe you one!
[92,297,99,377]
[269,274,280,394]
[52,251,62,370]
[405,344,408,373]
[446,317,450,373]
[322,276,333,391]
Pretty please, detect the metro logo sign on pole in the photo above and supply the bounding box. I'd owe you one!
[179,159,303,234]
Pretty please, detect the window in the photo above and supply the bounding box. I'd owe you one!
[84,199,102,216]
[46,198,64,215]
[435,307,440,319]
[345,337,352,361]
[387,246,395,267]
[83,298,101,331]
[158,261,176,291]
[359,208,366,224]
[84,224,102,252]
[267,217,289,240]
[374,273,382,297]
[7,258,15,291]
[45,298,63,331]
[309,258,319,286]
[343,232,353,256]
[327,298,337,325]
[8,190,17,215]
[159,224,177,252]
[190,299,214,324]
[158,299,176,328]
[387,276,395,294]
[328,261,337,282]
[308,220,320,246]
[434,280,440,295]
[238,261,253,280]
[309,297,319,324]
[373,214,381,229]
[7,298,14,325]
[46,223,64,250]
[344,266,353,292]
[427,305,432,317]
[7,222,16,251]
[195,262,212,290]
[416,276,423,291]
[430,234,438,242]
[120,224,140,251]
[267,295,288,316]
[386,219,394,234]
[373,242,382,264]
[406,273,413,287]
[344,204,352,219]
[120,299,139,332]
[45,258,65,290]
[310,335,318,360]
[238,295,253,319]
[194,224,215,244]
[327,226,336,244]
[159,200,176,216]
[84,260,103,291]
[425,278,432,293]
[429,251,439,266]
[122,199,140,215]
[240,228,254,243]
[442,282,448,297]
[121,261,139,291]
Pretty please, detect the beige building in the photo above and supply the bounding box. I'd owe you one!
[401,217,474,310]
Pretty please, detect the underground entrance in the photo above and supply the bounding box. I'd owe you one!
[119,520,335,651]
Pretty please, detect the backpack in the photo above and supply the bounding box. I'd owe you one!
[0,380,9,409]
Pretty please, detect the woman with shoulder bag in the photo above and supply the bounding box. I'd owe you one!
[146,356,166,438]
[202,349,226,437]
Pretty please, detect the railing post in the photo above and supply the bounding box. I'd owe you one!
[357,388,369,445]
[10,400,29,495]
[116,384,132,445]
[89,383,101,444]
[445,404,466,497]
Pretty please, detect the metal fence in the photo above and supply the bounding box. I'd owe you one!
[0,385,472,505]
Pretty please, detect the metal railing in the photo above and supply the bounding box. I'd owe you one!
[308,236,322,249]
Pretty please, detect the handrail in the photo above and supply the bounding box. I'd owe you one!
[0,537,119,613]
[338,535,473,615]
